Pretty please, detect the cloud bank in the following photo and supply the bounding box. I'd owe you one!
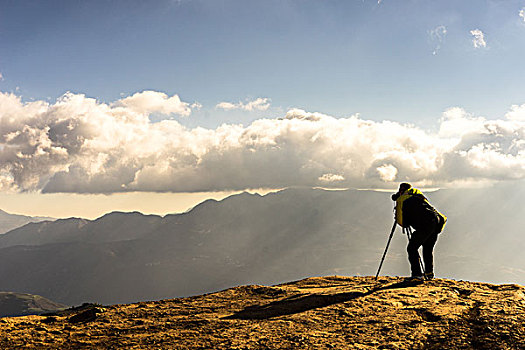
[1,91,525,193]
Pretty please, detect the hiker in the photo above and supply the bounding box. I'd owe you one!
[391,183,446,280]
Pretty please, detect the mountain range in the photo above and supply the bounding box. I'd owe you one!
[0,185,523,306]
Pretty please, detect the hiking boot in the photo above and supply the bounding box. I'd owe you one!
[405,275,424,281]
[424,272,434,280]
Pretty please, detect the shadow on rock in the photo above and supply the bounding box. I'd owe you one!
[226,278,424,320]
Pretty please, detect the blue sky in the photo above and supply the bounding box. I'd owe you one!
[2,0,525,128]
[2,0,525,217]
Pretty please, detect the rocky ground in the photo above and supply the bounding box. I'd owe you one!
[0,276,524,349]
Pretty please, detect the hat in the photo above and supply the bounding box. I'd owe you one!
[399,183,411,192]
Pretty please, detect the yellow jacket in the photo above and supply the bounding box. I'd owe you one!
[395,188,447,232]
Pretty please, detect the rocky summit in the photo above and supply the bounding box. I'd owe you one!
[0,276,523,349]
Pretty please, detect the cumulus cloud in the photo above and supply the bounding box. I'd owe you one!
[376,164,398,182]
[470,29,487,48]
[216,97,270,111]
[1,90,525,193]
[115,90,196,117]
[520,8,525,22]
[429,25,447,55]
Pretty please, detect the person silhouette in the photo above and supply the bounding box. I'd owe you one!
[391,183,446,280]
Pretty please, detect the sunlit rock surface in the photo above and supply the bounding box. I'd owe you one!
[1,276,523,349]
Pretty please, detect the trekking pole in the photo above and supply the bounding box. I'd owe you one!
[405,227,425,276]
[375,220,397,280]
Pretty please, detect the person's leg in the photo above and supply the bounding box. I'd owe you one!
[422,231,438,276]
[407,229,429,277]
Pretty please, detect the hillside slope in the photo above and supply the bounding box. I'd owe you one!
[0,276,523,349]
[0,292,66,317]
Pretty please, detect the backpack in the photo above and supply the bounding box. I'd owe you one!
[395,188,447,233]
[435,209,447,233]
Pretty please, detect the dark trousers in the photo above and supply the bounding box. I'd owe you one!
[407,220,439,276]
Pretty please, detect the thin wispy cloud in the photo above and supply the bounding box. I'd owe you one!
[470,29,487,48]
[520,8,525,22]
[1,91,525,193]
[429,25,447,55]
[0,73,3,81]
[216,98,270,112]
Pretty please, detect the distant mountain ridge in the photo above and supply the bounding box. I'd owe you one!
[0,212,161,248]
[0,209,54,235]
[0,185,523,305]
